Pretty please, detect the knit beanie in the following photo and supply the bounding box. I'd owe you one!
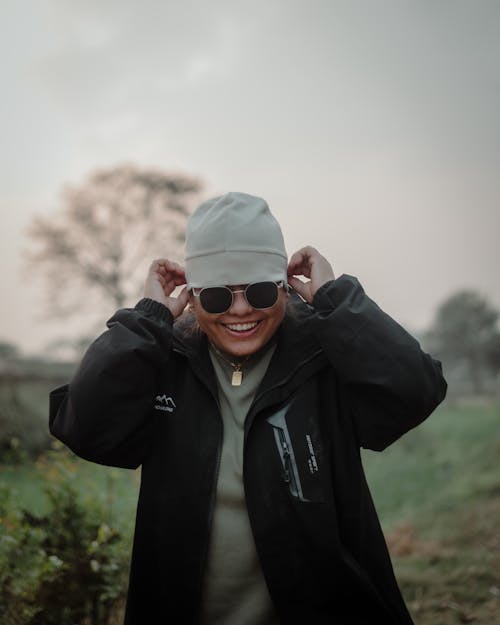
[185,192,288,288]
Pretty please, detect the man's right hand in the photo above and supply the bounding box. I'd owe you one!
[144,259,189,319]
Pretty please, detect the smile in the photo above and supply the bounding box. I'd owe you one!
[224,321,260,332]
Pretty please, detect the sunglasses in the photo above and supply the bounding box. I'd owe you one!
[192,281,286,314]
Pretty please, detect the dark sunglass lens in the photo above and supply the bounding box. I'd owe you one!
[246,282,278,309]
[199,287,232,313]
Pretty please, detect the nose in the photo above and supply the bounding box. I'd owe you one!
[228,289,252,315]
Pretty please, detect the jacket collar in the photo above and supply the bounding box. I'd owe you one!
[172,321,218,404]
[247,299,328,426]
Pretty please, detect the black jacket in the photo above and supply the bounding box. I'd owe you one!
[49,276,447,625]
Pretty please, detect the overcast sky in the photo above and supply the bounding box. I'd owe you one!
[2,0,499,355]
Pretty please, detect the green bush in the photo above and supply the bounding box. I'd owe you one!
[0,485,60,625]
[0,450,129,625]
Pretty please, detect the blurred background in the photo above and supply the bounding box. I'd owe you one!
[1,1,499,623]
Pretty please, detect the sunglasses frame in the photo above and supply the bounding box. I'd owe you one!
[191,280,287,314]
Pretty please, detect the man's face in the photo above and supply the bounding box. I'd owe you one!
[190,284,288,358]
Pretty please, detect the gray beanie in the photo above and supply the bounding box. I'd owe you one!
[185,192,288,288]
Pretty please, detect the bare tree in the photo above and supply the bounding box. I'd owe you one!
[26,164,204,319]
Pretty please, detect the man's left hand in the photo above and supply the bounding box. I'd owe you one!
[287,246,335,304]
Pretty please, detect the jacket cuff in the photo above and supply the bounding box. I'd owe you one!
[312,274,360,311]
[135,298,174,324]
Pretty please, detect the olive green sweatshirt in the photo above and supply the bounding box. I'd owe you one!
[200,342,280,625]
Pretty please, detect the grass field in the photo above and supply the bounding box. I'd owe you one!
[363,400,500,624]
[1,399,499,624]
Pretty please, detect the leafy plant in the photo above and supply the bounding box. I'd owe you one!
[0,449,130,625]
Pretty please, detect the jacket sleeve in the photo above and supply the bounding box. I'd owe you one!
[310,275,447,451]
[49,298,174,469]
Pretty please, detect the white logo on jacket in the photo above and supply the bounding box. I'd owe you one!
[306,434,319,474]
[154,395,176,413]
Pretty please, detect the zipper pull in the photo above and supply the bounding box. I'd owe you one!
[281,440,291,482]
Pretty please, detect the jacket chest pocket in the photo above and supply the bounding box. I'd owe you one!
[266,388,328,504]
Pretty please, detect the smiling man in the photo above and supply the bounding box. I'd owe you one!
[50,191,447,625]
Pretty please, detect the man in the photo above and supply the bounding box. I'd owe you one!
[50,191,447,624]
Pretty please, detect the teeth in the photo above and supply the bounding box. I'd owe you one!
[226,322,258,332]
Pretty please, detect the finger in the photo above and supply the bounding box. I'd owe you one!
[149,259,163,276]
[288,248,313,278]
[173,271,187,287]
[287,248,307,271]
[177,286,190,309]
[151,259,186,280]
[168,270,187,287]
[167,286,190,320]
[288,262,311,280]
[288,276,311,302]
[156,264,186,290]
[161,272,181,295]
[288,246,317,262]
[163,260,186,277]
[163,276,176,289]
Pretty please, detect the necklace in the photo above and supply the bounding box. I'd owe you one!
[209,343,252,386]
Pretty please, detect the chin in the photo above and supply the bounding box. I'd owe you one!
[217,336,267,358]
[223,343,260,358]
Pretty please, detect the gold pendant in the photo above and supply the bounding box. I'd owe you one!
[232,370,243,386]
